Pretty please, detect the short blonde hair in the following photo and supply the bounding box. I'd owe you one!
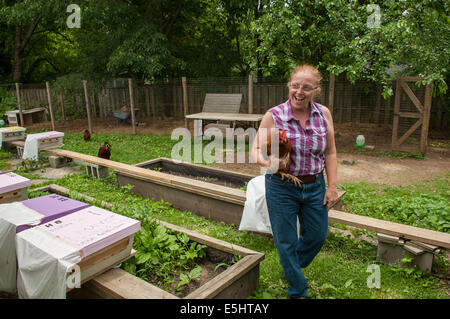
[289,64,322,96]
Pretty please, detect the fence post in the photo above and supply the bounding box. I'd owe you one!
[59,91,66,121]
[15,83,24,126]
[248,74,253,114]
[420,83,432,155]
[145,86,151,116]
[328,74,335,117]
[45,81,56,131]
[182,77,188,128]
[128,78,137,134]
[83,80,93,134]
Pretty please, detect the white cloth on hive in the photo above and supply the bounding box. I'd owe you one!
[239,174,272,235]
[16,227,82,299]
[22,134,40,160]
[0,202,44,293]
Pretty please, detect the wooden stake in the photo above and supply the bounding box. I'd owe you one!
[15,83,24,126]
[83,80,93,134]
[45,81,56,131]
[248,74,253,114]
[182,77,188,128]
[128,78,137,134]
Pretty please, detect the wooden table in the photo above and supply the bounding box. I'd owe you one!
[186,112,264,137]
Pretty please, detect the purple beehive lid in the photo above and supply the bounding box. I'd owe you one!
[17,194,90,233]
[35,206,141,258]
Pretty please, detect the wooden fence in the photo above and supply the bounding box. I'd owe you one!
[9,77,449,130]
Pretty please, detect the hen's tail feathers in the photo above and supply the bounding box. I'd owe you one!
[280,173,303,188]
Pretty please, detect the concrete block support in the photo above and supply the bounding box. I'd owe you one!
[376,233,439,272]
[48,156,70,168]
[85,163,110,179]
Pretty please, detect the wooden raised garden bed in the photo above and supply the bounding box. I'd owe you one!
[115,157,346,225]
[32,184,265,299]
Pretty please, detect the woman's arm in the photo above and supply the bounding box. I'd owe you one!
[250,112,275,167]
[322,106,338,206]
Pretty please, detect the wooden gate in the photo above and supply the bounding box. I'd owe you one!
[391,76,432,155]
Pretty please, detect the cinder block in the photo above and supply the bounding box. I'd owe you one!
[85,163,109,179]
[48,156,69,168]
[376,233,437,272]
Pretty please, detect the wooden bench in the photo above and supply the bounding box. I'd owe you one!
[186,93,263,137]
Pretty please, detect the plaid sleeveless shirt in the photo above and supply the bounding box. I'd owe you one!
[268,100,328,176]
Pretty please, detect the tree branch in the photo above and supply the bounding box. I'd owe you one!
[161,0,184,36]
[20,14,43,52]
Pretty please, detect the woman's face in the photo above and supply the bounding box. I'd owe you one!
[289,70,319,111]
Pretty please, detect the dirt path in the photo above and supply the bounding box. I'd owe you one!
[26,117,450,186]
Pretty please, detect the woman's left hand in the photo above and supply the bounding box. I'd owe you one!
[323,187,338,207]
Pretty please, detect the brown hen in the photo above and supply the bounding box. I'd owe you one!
[98,142,111,159]
[83,129,91,141]
[266,128,302,187]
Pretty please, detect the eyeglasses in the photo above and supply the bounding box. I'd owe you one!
[289,83,318,92]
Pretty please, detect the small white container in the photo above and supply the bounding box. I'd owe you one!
[355,135,365,147]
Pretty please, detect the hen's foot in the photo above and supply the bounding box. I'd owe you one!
[280,173,303,187]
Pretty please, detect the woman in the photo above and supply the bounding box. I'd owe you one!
[251,64,338,298]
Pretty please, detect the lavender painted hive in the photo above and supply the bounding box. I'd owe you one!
[16,194,90,232]
[35,206,141,257]
[0,173,31,194]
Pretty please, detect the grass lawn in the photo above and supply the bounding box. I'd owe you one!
[23,131,450,299]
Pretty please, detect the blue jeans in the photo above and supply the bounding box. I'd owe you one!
[265,172,328,298]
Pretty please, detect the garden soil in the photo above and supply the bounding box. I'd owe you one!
[26,117,450,187]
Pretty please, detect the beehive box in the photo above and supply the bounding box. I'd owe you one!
[0,195,89,294]
[0,127,26,143]
[15,206,141,298]
[0,172,31,204]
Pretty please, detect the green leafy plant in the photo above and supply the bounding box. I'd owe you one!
[121,215,207,294]
[175,265,203,291]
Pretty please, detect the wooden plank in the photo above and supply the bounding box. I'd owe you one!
[46,149,246,202]
[398,112,421,119]
[77,237,130,271]
[158,220,258,257]
[328,209,450,248]
[185,254,263,299]
[400,80,424,113]
[396,117,423,146]
[85,268,179,299]
[202,94,242,113]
